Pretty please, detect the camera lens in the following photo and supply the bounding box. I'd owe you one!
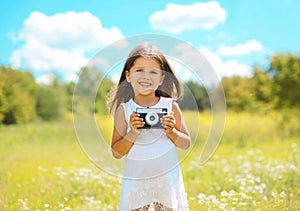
[145,111,159,126]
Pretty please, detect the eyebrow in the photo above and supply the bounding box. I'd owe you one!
[132,66,143,69]
[132,66,161,71]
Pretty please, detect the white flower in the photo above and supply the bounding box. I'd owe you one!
[280,192,286,198]
[271,192,276,197]
[197,193,206,200]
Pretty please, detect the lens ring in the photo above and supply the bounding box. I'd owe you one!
[145,111,159,126]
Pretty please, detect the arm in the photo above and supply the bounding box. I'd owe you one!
[111,105,144,159]
[160,102,191,150]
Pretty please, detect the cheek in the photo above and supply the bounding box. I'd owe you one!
[129,73,140,79]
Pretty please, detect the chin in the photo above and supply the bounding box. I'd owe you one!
[138,90,155,96]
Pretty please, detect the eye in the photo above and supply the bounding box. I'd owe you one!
[150,70,159,75]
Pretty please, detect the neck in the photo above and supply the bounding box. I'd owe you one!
[133,94,160,107]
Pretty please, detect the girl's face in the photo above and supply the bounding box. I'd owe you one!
[125,56,165,97]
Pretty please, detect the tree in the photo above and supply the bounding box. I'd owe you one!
[0,66,39,124]
[0,84,8,122]
[64,81,75,113]
[73,66,113,116]
[221,76,256,111]
[36,77,66,121]
[96,76,113,115]
[252,66,272,103]
[178,80,210,111]
[269,53,300,108]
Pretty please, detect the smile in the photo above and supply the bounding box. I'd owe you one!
[138,81,152,87]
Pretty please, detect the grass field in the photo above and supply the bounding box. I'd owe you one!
[0,111,299,210]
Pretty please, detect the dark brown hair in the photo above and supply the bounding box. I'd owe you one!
[107,43,183,115]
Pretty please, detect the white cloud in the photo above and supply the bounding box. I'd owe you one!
[11,39,88,73]
[65,73,79,83]
[36,74,56,85]
[200,47,252,78]
[10,11,125,80]
[217,40,265,56]
[149,1,227,33]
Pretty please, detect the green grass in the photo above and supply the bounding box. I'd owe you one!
[1,111,299,210]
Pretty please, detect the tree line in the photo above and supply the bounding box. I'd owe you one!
[0,52,299,125]
[180,52,300,112]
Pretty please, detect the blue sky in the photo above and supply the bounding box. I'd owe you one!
[1,0,300,83]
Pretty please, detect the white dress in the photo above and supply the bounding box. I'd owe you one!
[118,97,189,211]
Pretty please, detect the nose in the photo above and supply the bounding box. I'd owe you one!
[141,71,151,78]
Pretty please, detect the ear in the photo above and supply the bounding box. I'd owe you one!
[125,70,130,83]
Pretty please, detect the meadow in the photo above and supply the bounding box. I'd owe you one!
[0,111,299,211]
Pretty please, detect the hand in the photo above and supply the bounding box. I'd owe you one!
[161,111,176,133]
[129,112,144,134]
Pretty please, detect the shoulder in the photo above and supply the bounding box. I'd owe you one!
[116,99,132,123]
[172,101,182,113]
[114,104,125,120]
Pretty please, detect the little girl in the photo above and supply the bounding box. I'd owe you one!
[108,43,191,211]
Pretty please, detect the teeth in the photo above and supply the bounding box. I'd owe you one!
[139,82,151,87]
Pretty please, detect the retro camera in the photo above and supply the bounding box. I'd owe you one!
[136,107,168,129]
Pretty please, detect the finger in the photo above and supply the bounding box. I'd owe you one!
[132,121,144,129]
[130,112,139,119]
[163,114,175,120]
[131,117,143,123]
[130,114,144,122]
[161,117,175,125]
[164,121,174,128]
[161,120,173,129]
[131,117,144,124]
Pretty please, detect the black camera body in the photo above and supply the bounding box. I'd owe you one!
[136,107,168,129]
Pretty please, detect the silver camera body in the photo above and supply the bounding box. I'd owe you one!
[136,107,168,129]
